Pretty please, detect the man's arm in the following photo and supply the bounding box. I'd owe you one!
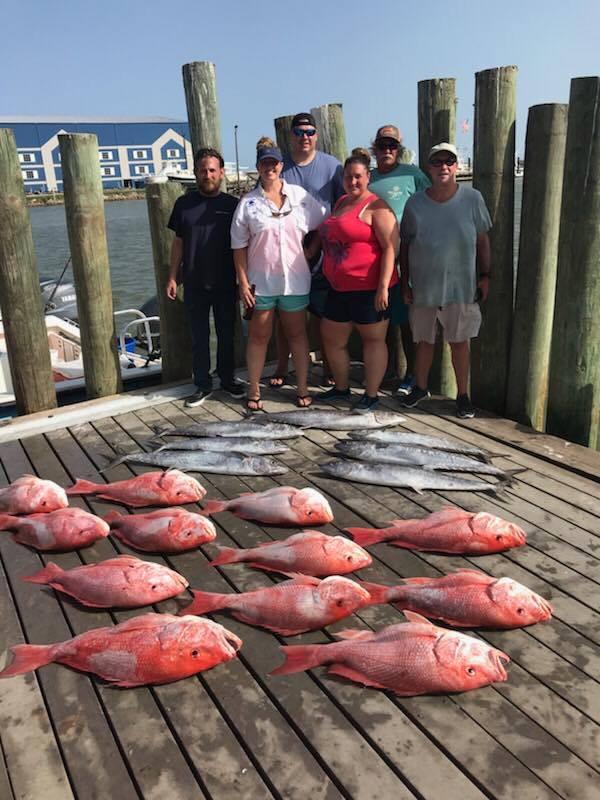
[165,236,183,300]
[399,240,413,304]
[476,232,491,302]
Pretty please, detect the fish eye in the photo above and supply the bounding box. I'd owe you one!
[346,555,354,562]
[516,607,524,615]
[336,599,344,607]
[191,649,199,658]
[495,535,503,541]
[466,666,476,676]
[151,585,157,590]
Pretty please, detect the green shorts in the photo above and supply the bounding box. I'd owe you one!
[255,293,309,312]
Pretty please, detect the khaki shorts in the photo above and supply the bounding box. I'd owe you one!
[409,303,482,344]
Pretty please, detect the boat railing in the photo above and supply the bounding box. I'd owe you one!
[114,309,160,366]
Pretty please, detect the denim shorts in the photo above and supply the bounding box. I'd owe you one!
[255,293,310,312]
[324,288,391,325]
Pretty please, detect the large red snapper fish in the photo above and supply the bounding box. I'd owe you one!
[0,613,242,687]
[66,470,206,507]
[181,574,371,635]
[0,475,68,514]
[271,612,510,696]
[24,555,189,608]
[361,570,553,628]
[0,508,109,551]
[209,530,372,576]
[202,486,334,526]
[104,508,216,552]
[345,507,526,554]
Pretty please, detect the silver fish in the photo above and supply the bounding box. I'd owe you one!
[152,437,290,455]
[334,441,506,476]
[253,409,406,430]
[321,460,513,494]
[348,430,490,460]
[108,450,288,476]
[154,421,303,440]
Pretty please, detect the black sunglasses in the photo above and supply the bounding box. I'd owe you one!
[375,140,399,151]
[429,156,458,167]
[292,127,317,137]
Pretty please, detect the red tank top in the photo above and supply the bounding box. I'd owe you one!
[320,193,397,292]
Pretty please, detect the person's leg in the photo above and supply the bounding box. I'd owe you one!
[184,289,212,390]
[400,322,415,376]
[212,288,237,386]
[449,340,470,395]
[414,341,435,389]
[271,313,290,384]
[356,319,389,397]
[246,308,274,406]
[321,318,352,390]
[280,307,311,403]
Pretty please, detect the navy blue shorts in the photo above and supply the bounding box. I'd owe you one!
[324,288,391,325]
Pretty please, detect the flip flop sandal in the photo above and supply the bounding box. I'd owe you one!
[295,394,313,408]
[245,396,264,412]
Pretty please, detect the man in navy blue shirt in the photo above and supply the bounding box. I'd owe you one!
[167,147,244,407]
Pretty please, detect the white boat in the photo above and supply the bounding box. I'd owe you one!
[0,309,162,414]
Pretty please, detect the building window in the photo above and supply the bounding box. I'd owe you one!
[133,150,147,159]
[24,170,39,180]
[134,165,149,175]
[166,148,180,158]
[19,153,35,164]
[102,167,116,176]
[100,151,113,160]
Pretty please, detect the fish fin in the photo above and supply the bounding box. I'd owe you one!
[327,663,387,690]
[269,644,327,676]
[22,562,64,585]
[98,454,131,473]
[66,478,101,496]
[343,527,386,547]
[358,581,393,605]
[200,500,228,516]
[208,545,242,567]
[283,573,321,586]
[179,589,231,616]
[0,643,54,677]
[246,563,287,576]
[334,628,377,641]
[102,510,124,525]
[403,610,434,625]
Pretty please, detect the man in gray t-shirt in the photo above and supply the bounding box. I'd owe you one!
[399,143,492,419]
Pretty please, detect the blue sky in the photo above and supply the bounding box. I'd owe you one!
[1,0,596,165]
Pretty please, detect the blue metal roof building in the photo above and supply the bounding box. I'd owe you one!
[0,116,193,192]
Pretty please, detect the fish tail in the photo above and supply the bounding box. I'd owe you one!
[200,500,228,516]
[488,468,525,496]
[208,545,243,567]
[66,478,101,496]
[98,455,131,473]
[343,527,387,547]
[179,589,231,616]
[359,581,393,605]
[270,644,327,676]
[22,562,64,585]
[102,510,124,526]
[0,643,55,678]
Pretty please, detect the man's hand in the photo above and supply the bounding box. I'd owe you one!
[402,285,413,305]
[166,278,178,301]
[375,286,389,312]
[477,275,490,302]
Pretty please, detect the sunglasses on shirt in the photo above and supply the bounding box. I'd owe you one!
[292,127,317,137]
[429,156,458,167]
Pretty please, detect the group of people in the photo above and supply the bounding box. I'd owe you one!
[166,112,491,419]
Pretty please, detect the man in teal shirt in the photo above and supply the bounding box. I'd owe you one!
[370,125,430,394]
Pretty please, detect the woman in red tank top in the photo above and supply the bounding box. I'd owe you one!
[318,149,398,412]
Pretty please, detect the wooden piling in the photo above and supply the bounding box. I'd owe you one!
[506,103,568,430]
[547,77,600,450]
[0,129,57,414]
[470,65,517,414]
[274,115,295,162]
[145,180,193,383]
[59,133,122,398]
[182,62,222,156]
[417,77,457,398]
[310,104,348,163]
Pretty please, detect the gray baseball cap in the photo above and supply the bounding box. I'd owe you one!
[428,142,458,160]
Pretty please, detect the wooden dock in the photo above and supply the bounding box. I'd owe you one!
[0,379,599,800]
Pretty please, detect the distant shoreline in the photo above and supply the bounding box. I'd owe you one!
[27,188,146,206]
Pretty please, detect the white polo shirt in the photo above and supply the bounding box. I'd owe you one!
[230,180,326,297]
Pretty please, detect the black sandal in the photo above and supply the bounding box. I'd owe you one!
[245,396,264,412]
[295,394,313,408]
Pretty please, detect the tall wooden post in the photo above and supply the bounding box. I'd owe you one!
[417,78,457,398]
[274,115,295,162]
[182,62,222,157]
[547,77,600,450]
[59,133,122,398]
[471,66,517,414]
[506,104,568,430]
[311,104,348,163]
[146,180,193,383]
[0,129,57,414]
